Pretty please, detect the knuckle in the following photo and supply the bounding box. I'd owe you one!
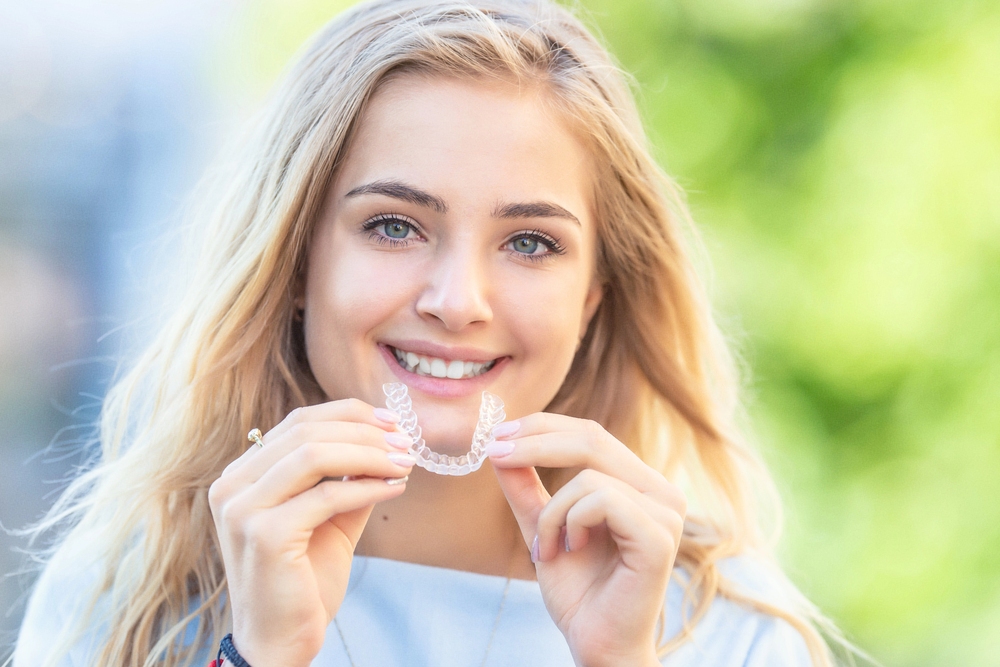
[288,422,310,442]
[318,479,340,502]
[675,490,689,517]
[242,516,273,549]
[661,481,688,515]
[218,499,245,529]
[582,419,606,451]
[297,441,325,468]
[536,506,559,534]
[207,478,228,509]
[343,398,367,415]
[649,529,673,559]
[593,486,616,506]
[344,421,366,442]
[575,468,601,489]
[287,406,305,424]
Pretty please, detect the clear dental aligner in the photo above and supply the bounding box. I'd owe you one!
[382,382,506,476]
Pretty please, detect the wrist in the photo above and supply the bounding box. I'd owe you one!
[579,644,660,667]
[582,656,660,667]
[218,634,313,667]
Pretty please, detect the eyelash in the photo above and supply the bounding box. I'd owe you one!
[360,214,567,261]
[510,228,566,262]
[361,213,424,247]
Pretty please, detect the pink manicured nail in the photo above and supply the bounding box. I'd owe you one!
[374,408,401,423]
[484,440,515,458]
[530,535,539,563]
[385,432,413,450]
[491,421,520,439]
[387,452,416,467]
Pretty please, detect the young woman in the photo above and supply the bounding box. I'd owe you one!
[13,1,843,666]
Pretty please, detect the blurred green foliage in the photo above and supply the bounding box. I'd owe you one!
[213,0,1000,664]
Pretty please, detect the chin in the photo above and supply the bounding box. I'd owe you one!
[418,414,482,454]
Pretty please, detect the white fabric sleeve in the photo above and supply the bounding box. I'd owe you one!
[12,556,106,667]
[742,615,813,666]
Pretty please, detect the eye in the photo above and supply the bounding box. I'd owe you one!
[511,236,541,254]
[382,220,411,239]
[505,230,566,260]
[361,213,422,246]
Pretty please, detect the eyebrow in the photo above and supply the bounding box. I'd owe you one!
[344,178,581,226]
[345,179,448,213]
[492,200,580,227]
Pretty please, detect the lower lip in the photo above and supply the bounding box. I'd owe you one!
[377,344,508,398]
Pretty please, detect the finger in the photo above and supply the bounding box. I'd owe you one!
[489,414,670,498]
[267,476,407,539]
[564,489,678,572]
[226,398,401,474]
[233,420,402,484]
[245,442,414,508]
[270,398,400,441]
[491,463,551,550]
[535,469,677,562]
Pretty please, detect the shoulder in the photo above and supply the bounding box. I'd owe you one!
[13,548,107,667]
[659,556,815,667]
[14,548,214,667]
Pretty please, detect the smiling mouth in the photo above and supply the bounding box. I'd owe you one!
[388,345,498,380]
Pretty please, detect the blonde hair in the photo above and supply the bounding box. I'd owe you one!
[20,1,845,665]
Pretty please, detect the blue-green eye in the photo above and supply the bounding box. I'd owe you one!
[505,230,565,260]
[361,214,421,246]
[512,236,540,254]
[383,220,410,238]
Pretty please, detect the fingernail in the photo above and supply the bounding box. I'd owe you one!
[491,421,520,439]
[484,441,515,458]
[374,408,401,423]
[386,475,408,486]
[564,533,572,552]
[385,432,413,450]
[387,452,416,467]
[530,535,539,563]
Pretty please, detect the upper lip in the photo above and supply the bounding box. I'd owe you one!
[381,340,503,363]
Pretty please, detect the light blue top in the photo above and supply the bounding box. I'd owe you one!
[15,555,812,666]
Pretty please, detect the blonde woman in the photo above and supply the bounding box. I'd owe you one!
[13,1,845,666]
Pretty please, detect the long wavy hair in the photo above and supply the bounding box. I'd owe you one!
[18,1,843,665]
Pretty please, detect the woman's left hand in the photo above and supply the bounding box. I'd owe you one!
[488,413,686,667]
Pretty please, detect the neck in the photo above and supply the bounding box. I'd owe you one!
[356,461,536,580]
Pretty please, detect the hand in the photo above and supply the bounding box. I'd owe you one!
[488,414,686,667]
[208,399,414,667]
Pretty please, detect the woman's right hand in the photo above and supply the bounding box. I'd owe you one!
[208,399,413,667]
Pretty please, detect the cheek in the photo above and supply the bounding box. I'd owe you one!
[497,271,588,366]
[306,262,367,337]
[302,239,418,398]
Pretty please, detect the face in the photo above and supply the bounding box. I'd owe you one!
[301,74,603,453]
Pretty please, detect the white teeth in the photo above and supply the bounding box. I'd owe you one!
[389,346,497,379]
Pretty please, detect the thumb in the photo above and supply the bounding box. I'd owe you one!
[330,504,376,548]
[490,461,550,547]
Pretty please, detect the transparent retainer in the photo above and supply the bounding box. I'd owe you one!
[382,382,506,476]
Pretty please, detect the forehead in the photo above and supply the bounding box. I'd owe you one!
[331,73,594,222]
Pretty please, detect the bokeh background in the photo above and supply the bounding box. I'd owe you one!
[1,0,997,665]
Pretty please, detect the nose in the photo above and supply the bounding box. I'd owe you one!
[415,245,493,331]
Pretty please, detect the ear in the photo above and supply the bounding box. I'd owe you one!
[292,271,306,315]
[578,280,604,341]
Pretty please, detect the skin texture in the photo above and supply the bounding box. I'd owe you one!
[209,75,684,667]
